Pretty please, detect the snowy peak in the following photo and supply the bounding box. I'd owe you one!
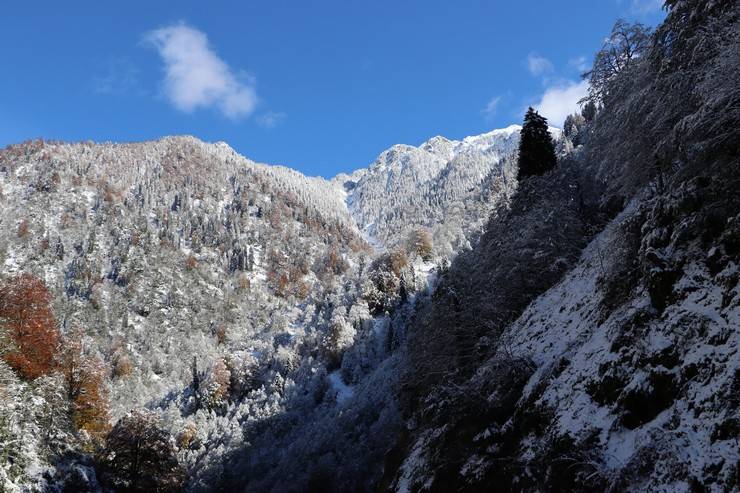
[461,124,521,152]
[420,135,456,159]
[335,125,532,251]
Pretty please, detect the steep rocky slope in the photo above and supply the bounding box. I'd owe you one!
[387,1,740,491]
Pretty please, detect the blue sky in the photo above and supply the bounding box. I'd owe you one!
[0,1,664,177]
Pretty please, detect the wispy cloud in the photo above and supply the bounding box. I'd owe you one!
[533,80,588,127]
[481,95,503,120]
[145,22,257,119]
[526,53,554,77]
[568,55,590,73]
[256,111,286,129]
[628,0,663,15]
[92,57,141,95]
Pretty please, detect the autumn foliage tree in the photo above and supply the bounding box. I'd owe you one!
[0,273,60,380]
[407,228,433,261]
[57,331,111,437]
[199,359,231,411]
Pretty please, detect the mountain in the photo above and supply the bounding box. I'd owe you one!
[334,125,527,253]
[0,126,528,491]
[1,1,737,491]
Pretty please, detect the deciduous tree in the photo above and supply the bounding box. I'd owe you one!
[408,228,433,261]
[99,410,185,493]
[57,331,111,437]
[582,19,652,105]
[0,274,60,380]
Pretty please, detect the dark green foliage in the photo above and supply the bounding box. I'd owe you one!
[517,108,557,180]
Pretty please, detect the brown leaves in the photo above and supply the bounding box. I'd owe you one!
[16,219,30,239]
[0,273,60,380]
[185,254,198,271]
[57,330,111,437]
[408,228,434,261]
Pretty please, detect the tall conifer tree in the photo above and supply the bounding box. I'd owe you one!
[517,108,557,180]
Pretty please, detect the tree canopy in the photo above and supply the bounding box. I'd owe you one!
[0,274,60,380]
[99,410,185,493]
[582,19,652,105]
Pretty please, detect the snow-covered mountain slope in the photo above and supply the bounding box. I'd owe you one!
[333,125,551,254]
[0,135,404,491]
[0,127,530,491]
[501,195,739,491]
[0,135,367,409]
[393,172,739,491]
[383,1,740,490]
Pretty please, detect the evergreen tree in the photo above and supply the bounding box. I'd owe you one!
[581,100,597,122]
[247,246,255,271]
[517,108,557,180]
[564,112,586,146]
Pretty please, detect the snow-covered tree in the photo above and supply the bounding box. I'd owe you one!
[517,108,557,179]
[582,19,652,104]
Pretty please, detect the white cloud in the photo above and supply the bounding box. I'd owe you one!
[482,95,502,119]
[533,80,588,127]
[146,22,257,119]
[256,111,286,129]
[526,53,554,77]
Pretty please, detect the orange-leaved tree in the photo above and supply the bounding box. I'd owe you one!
[57,330,111,437]
[0,273,60,380]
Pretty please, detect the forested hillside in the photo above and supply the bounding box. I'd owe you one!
[386,1,740,490]
[0,136,375,490]
[1,1,738,492]
[0,120,526,490]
